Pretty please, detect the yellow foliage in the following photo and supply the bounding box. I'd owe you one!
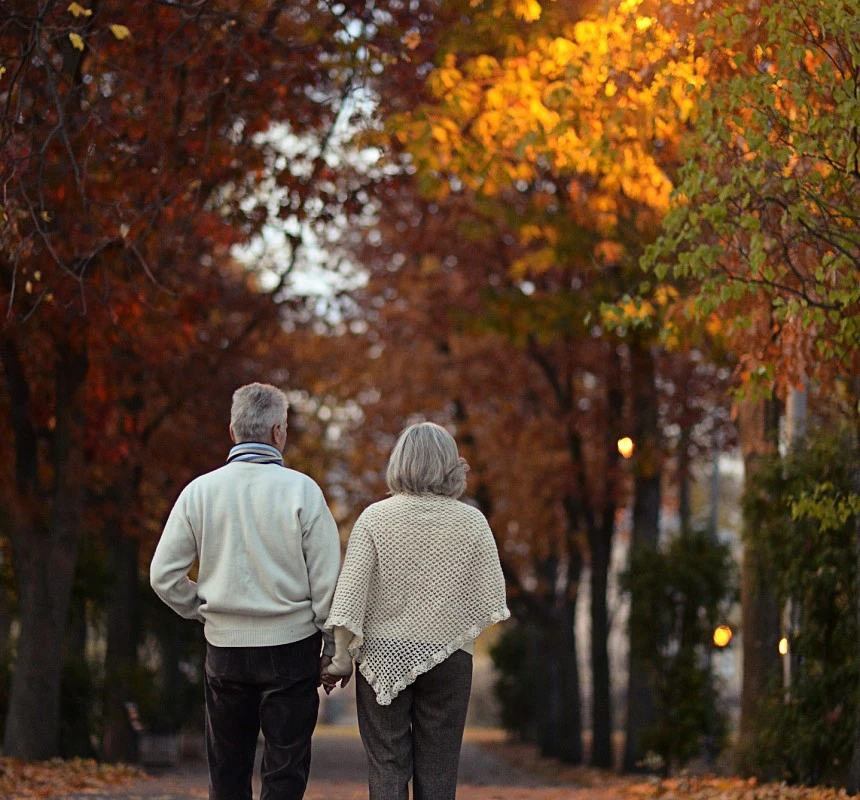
[467,55,501,78]
[388,0,709,251]
[512,0,542,22]
[705,314,723,337]
[519,224,544,244]
[109,24,131,40]
[431,125,449,144]
[69,32,85,51]
[67,2,92,17]
[654,285,679,305]
[511,246,558,276]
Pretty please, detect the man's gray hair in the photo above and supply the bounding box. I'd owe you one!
[386,422,469,498]
[230,383,289,443]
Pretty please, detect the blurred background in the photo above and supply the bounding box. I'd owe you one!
[0,0,857,789]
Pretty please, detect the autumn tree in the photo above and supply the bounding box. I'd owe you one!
[359,0,729,768]
[235,0,753,772]
[0,0,420,758]
[643,0,860,777]
[644,0,859,386]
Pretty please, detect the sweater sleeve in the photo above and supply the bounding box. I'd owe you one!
[301,486,342,657]
[150,490,204,623]
[327,626,355,675]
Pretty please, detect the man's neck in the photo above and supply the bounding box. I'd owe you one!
[227,442,284,465]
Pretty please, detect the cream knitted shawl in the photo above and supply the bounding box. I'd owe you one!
[325,493,510,705]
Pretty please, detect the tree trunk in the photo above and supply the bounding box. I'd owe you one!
[623,342,662,772]
[849,491,860,792]
[589,527,612,767]
[4,531,81,758]
[2,342,88,759]
[558,560,584,764]
[534,548,584,764]
[61,588,95,758]
[737,397,782,760]
[590,349,623,768]
[846,396,860,793]
[539,606,563,757]
[0,597,12,656]
[101,533,141,761]
[678,425,692,535]
[161,615,185,732]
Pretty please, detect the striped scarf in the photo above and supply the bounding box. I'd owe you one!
[227,442,284,466]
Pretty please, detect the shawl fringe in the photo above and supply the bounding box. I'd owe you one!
[327,607,511,706]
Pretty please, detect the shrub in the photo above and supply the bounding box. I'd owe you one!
[624,528,735,770]
[742,431,858,785]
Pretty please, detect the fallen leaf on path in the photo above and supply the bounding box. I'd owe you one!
[0,757,145,798]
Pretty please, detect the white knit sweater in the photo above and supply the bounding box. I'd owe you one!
[150,461,341,654]
[325,493,510,704]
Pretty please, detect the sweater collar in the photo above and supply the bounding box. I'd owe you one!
[227,442,284,466]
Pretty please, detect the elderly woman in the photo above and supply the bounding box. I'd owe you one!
[323,422,509,800]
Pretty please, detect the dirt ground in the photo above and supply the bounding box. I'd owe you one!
[41,725,590,800]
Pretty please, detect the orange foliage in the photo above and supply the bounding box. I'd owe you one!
[0,757,143,798]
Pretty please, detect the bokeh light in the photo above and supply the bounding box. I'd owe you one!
[617,437,635,458]
[713,625,733,648]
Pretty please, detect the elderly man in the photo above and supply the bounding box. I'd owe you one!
[151,382,341,800]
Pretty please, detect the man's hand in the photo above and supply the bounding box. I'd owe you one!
[319,655,333,689]
[320,655,352,695]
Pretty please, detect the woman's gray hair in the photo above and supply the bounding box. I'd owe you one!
[230,383,289,443]
[386,422,469,498]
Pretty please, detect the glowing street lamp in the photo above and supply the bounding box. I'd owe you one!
[617,436,635,459]
[779,637,789,656]
[713,625,733,648]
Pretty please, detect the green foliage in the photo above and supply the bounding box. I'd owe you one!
[644,0,860,383]
[791,482,860,533]
[742,432,859,784]
[490,620,541,742]
[623,529,735,769]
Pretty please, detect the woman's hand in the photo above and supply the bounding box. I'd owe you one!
[320,625,355,693]
[321,662,352,694]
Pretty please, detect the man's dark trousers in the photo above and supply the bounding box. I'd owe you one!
[204,632,321,800]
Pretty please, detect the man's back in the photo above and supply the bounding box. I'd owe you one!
[151,460,341,649]
[149,383,342,800]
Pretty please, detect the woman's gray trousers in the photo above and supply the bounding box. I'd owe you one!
[356,650,473,800]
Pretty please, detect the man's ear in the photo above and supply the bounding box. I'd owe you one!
[229,424,237,444]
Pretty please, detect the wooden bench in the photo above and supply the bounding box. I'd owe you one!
[124,702,180,767]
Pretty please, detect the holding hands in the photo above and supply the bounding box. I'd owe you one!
[320,652,353,695]
[320,627,355,694]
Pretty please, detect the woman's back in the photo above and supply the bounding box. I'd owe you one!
[323,421,509,800]
[327,491,508,705]
[361,493,499,642]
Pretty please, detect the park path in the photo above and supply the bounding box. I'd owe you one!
[45,726,582,800]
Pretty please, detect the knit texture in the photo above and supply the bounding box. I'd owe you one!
[150,461,341,654]
[325,493,510,705]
